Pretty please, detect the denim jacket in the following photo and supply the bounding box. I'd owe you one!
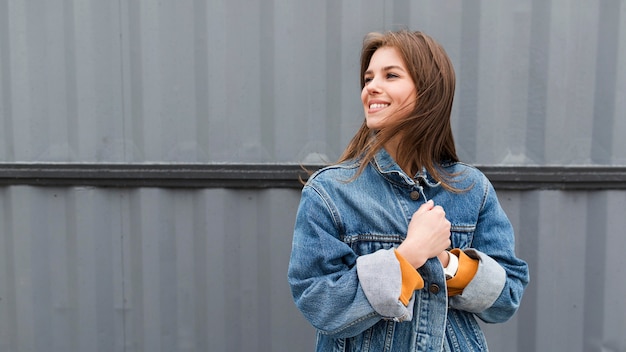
[288,148,529,351]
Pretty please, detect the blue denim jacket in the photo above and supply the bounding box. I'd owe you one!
[288,148,529,351]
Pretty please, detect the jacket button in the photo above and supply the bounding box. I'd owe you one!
[429,284,440,294]
[409,191,420,200]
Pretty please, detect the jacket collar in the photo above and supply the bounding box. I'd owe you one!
[372,148,441,188]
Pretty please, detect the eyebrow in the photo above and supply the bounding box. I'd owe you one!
[364,65,407,75]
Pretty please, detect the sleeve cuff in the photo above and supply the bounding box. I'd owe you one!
[356,248,416,321]
[446,248,479,296]
[448,249,506,312]
[394,250,425,305]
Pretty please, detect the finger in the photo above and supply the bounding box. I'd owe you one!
[433,205,445,213]
[431,205,446,217]
[415,199,434,216]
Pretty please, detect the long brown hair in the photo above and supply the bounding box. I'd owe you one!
[339,30,461,191]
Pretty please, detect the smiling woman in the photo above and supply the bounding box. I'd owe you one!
[288,30,530,352]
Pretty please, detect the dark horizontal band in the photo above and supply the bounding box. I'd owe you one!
[1,163,626,190]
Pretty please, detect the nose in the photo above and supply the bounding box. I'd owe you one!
[365,79,381,94]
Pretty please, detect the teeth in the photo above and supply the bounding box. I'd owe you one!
[370,103,389,109]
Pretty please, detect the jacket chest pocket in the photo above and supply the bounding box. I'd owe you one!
[450,226,475,249]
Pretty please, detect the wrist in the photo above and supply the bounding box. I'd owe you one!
[396,244,427,269]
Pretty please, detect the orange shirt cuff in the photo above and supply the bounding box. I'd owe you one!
[446,249,479,296]
[394,250,425,305]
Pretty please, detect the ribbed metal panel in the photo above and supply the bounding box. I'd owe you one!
[1,1,624,164]
[1,186,626,351]
[485,190,626,352]
[0,186,311,352]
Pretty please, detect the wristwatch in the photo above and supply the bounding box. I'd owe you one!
[444,251,459,280]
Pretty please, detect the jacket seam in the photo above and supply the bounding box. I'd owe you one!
[305,183,344,235]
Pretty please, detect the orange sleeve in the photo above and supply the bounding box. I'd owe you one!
[446,249,479,296]
[394,250,425,306]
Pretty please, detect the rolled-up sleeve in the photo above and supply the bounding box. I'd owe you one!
[448,249,506,311]
[356,249,423,322]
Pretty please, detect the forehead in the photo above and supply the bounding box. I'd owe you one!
[367,46,406,70]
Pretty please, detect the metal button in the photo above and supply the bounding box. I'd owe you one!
[409,190,420,200]
[429,284,440,294]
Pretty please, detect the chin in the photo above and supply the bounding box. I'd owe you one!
[365,117,377,128]
[366,120,384,130]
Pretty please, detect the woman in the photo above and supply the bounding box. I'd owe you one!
[288,30,529,351]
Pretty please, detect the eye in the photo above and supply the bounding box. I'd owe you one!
[386,73,399,79]
[363,76,373,84]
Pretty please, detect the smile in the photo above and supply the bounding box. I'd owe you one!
[369,103,389,109]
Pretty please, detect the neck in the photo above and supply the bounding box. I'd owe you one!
[383,137,413,176]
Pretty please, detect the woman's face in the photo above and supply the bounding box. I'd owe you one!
[361,46,417,130]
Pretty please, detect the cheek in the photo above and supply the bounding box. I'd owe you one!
[360,88,368,105]
[401,89,418,109]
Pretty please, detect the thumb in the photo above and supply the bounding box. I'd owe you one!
[415,199,434,216]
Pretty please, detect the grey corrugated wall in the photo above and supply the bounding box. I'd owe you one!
[1,1,625,351]
[2,0,624,165]
[2,187,626,351]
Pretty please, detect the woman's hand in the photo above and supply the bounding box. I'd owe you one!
[396,200,451,269]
